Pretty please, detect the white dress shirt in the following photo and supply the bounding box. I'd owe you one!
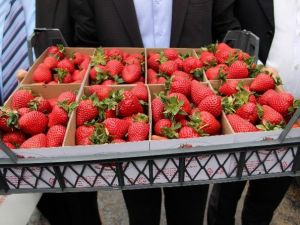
[133,0,173,48]
[266,0,300,98]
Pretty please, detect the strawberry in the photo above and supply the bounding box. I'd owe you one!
[48,98,58,108]
[57,91,77,104]
[174,58,184,70]
[197,111,221,135]
[227,114,258,133]
[131,83,148,101]
[280,92,294,106]
[47,125,66,147]
[159,61,178,76]
[216,43,233,51]
[267,94,291,116]
[19,111,48,135]
[182,57,202,74]
[190,80,214,106]
[124,56,140,66]
[171,71,193,81]
[179,126,200,139]
[43,56,58,69]
[76,125,95,145]
[28,97,52,113]
[147,69,158,84]
[215,49,233,64]
[103,118,130,139]
[154,119,172,136]
[18,107,31,116]
[0,110,18,132]
[130,52,144,62]
[198,95,222,117]
[106,48,123,60]
[163,49,178,60]
[90,65,108,82]
[236,102,258,124]
[118,91,143,117]
[57,58,75,73]
[47,45,64,59]
[167,93,192,116]
[148,53,160,71]
[157,77,166,84]
[250,73,275,93]
[206,66,227,80]
[151,97,164,123]
[76,99,98,126]
[112,139,126,143]
[169,76,192,97]
[2,131,26,147]
[72,52,85,65]
[88,85,112,100]
[79,57,90,70]
[105,60,124,76]
[11,90,34,109]
[128,122,149,141]
[48,105,69,127]
[72,69,86,82]
[199,51,217,66]
[122,64,142,83]
[20,133,47,149]
[218,80,239,96]
[260,105,284,126]
[104,109,116,119]
[227,60,249,79]
[54,69,73,84]
[257,89,277,105]
[102,80,116,85]
[4,142,15,149]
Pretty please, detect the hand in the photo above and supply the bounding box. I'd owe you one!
[16,69,28,83]
[0,196,6,204]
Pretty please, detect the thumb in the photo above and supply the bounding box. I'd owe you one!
[16,69,28,82]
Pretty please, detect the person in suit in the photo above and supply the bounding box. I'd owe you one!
[70,1,240,225]
[10,1,101,225]
[207,1,300,225]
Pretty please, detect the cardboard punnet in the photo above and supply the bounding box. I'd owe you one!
[21,47,96,86]
[86,47,146,85]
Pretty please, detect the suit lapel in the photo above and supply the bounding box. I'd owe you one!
[257,0,274,27]
[112,0,143,47]
[36,0,58,27]
[170,0,189,47]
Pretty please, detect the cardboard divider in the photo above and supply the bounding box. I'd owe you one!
[21,47,96,86]
[86,47,146,86]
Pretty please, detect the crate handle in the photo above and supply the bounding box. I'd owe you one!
[0,139,18,163]
[278,107,300,143]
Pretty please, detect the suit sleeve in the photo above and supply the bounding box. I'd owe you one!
[70,0,100,47]
[212,0,241,42]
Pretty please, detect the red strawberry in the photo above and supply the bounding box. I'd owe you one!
[54,69,73,83]
[47,45,64,59]
[57,58,75,73]
[130,52,144,62]
[227,60,249,79]
[20,133,47,149]
[171,71,193,81]
[131,83,148,101]
[128,122,149,141]
[182,57,202,74]
[168,93,192,116]
[236,102,258,124]
[103,118,130,139]
[72,52,85,65]
[112,139,126,143]
[154,119,172,136]
[19,111,48,135]
[0,110,18,132]
[179,126,200,139]
[190,80,214,106]
[157,77,166,84]
[257,89,277,105]
[197,111,221,135]
[152,97,164,123]
[72,69,86,82]
[88,85,112,100]
[28,97,52,113]
[89,65,108,81]
[169,76,192,96]
[57,91,77,104]
[122,64,142,83]
[11,90,34,109]
[148,53,160,71]
[4,142,15,149]
[48,98,58,108]
[198,95,222,117]
[105,60,124,76]
[102,80,116,85]
[280,92,294,106]
[227,114,258,133]
[124,56,140,65]
[250,73,275,93]
[79,56,90,70]
[206,66,227,80]
[199,51,217,66]
[147,68,158,84]
[163,49,178,60]
[104,109,116,119]
[260,105,284,126]
[2,131,26,147]
[76,99,98,126]
[18,107,31,117]
[174,58,184,70]
[76,125,95,145]
[218,80,239,96]
[48,105,69,127]
[118,91,143,117]
[159,61,178,76]
[216,43,233,51]
[106,48,123,60]
[47,125,66,147]
[43,56,58,69]
[267,94,291,116]
[215,49,233,64]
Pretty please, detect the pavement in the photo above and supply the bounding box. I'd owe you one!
[28,181,300,225]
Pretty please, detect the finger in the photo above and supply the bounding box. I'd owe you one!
[16,69,28,82]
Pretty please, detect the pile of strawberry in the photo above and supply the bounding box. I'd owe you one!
[147,49,205,84]
[32,45,90,84]
[199,43,262,80]
[0,89,77,149]
[151,80,222,140]
[75,83,149,145]
[219,72,300,132]
[89,48,145,85]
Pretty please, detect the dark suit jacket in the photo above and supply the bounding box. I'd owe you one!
[70,0,240,48]
[234,0,274,64]
[36,0,74,46]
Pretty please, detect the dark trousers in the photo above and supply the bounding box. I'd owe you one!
[207,177,293,225]
[123,185,209,225]
[38,192,101,225]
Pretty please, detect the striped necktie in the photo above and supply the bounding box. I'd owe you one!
[1,0,29,104]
